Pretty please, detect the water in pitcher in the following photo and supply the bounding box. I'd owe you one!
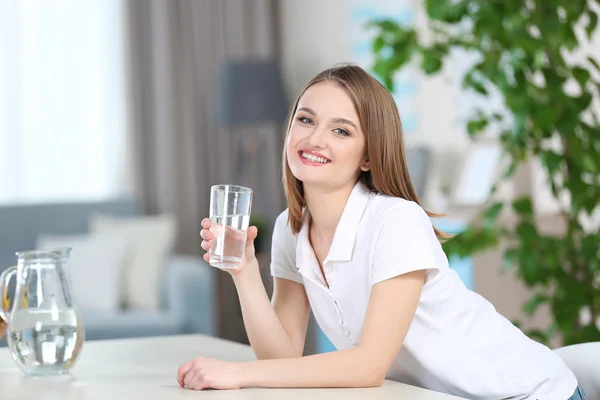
[210,213,250,269]
[7,309,84,375]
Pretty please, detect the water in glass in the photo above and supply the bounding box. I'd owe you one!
[209,214,250,268]
[0,248,85,376]
[208,185,253,269]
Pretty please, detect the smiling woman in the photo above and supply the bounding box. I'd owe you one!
[180,64,582,400]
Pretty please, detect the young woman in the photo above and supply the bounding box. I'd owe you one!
[177,65,585,400]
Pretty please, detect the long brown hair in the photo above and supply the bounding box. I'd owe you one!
[282,64,448,239]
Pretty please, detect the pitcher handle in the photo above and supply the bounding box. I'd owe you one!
[0,266,17,323]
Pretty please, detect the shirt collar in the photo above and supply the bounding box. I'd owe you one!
[326,181,372,262]
[296,181,373,276]
[296,217,320,285]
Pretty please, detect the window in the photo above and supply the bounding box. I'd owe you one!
[0,0,130,204]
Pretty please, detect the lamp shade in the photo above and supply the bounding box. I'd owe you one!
[216,60,288,125]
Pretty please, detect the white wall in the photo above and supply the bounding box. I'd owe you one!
[279,0,352,96]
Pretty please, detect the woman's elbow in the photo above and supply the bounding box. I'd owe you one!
[254,348,302,360]
[353,364,387,388]
[353,350,388,387]
[352,373,385,388]
[370,368,387,387]
[361,374,385,388]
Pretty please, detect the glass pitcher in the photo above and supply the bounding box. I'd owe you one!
[0,248,85,375]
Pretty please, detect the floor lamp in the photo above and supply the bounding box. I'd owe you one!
[216,59,288,233]
[215,60,288,342]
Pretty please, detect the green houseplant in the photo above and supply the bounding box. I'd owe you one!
[368,0,600,346]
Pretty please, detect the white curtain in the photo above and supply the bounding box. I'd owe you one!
[0,0,130,204]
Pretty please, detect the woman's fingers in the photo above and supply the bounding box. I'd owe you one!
[183,360,209,390]
[199,219,214,255]
[200,229,213,240]
[246,226,258,243]
[184,367,202,389]
[177,360,194,387]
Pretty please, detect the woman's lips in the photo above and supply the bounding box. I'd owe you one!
[298,150,331,166]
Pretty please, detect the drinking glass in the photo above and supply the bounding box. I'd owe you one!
[208,185,253,269]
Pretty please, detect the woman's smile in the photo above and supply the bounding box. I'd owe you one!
[298,150,332,166]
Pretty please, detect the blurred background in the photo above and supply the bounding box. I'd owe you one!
[1,0,599,354]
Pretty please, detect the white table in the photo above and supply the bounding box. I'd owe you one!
[0,334,465,400]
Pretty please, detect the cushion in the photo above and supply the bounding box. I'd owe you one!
[90,213,177,310]
[80,309,181,341]
[554,342,600,398]
[36,233,127,313]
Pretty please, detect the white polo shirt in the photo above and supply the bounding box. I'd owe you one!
[270,182,577,400]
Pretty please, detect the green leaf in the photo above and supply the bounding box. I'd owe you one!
[504,162,518,179]
[367,19,402,34]
[576,92,593,112]
[483,202,503,227]
[523,293,549,316]
[581,234,600,263]
[389,51,410,71]
[441,226,500,258]
[513,197,534,216]
[466,117,489,136]
[518,248,542,286]
[463,71,488,95]
[425,0,446,20]
[581,153,598,172]
[515,221,538,246]
[527,324,558,345]
[421,48,443,74]
[526,329,550,345]
[426,0,468,23]
[554,278,589,323]
[577,323,600,344]
[373,36,385,53]
[503,248,520,271]
[372,60,393,91]
[572,66,591,89]
[587,11,598,40]
[539,150,563,174]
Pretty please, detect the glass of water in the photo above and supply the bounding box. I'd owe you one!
[208,184,253,269]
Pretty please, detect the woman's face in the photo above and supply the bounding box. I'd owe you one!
[286,81,369,191]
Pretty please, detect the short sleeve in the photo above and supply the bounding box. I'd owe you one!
[270,211,303,285]
[371,202,441,285]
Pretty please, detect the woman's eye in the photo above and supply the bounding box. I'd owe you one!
[298,117,313,124]
[333,128,349,136]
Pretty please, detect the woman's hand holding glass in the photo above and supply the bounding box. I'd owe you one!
[200,218,259,276]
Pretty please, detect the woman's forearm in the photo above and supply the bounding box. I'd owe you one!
[240,348,384,388]
[232,260,301,359]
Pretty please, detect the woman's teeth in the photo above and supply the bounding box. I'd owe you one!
[301,152,329,163]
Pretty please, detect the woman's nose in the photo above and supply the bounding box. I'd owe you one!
[307,126,327,148]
